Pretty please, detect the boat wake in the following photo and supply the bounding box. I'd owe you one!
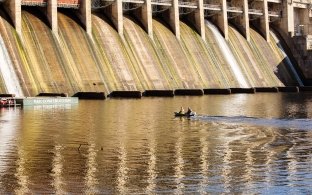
[194,115,312,130]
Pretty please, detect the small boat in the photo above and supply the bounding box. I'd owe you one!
[174,111,196,117]
[0,98,20,108]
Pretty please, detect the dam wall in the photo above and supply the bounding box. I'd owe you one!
[0,0,307,96]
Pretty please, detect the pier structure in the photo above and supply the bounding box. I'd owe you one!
[1,0,311,46]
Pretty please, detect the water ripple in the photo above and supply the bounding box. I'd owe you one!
[194,115,312,130]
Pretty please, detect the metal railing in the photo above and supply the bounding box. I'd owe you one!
[293,0,312,4]
[21,0,80,8]
[179,1,197,7]
[123,0,144,3]
[57,3,80,8]
[248,8,263,15]
[203,3,221,11]
[21,0,47,6]
[267,0,282,3]
[227,6,243,13]
[268,10,281,17]
[151,0,172,4]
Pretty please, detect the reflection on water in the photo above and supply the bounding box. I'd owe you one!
[0,93,312,194]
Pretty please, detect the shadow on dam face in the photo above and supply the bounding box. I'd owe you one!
[204,88,231,95]
[278,86,299,93]
[143,90,174,97]
[50,87,312,100]
[108,91,142,98]
[73,92,106,100]
[230,88,256,94]
[37,93,68,97]
[255,87,279,93]
[174,89,204,96]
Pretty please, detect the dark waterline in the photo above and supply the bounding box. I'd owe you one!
[0,93,312,194]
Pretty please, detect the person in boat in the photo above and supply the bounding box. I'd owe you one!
[186,107,193,115]
[178,107,185,114]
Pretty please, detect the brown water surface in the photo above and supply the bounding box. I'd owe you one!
[0,94,312,193]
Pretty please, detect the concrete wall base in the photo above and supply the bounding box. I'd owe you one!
[37,93,68,97]
[255,87,279,92]
[143,90,174,97]
[175,89,204,96]
[73,92,106,99]
[109,91,142,98]
[230,88,256,94]
[278,86,299,92]
[204,88,231,95]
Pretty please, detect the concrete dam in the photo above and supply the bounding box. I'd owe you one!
[0,0,311,97]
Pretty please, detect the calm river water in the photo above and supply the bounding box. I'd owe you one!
[0,93,312,194]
